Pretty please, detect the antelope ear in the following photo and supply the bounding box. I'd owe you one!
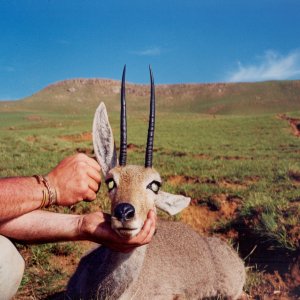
[154,191,191,215]
[93,102,118,177]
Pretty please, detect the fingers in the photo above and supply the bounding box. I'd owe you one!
[82,156,102,191]
[114,211,156,252]
[82,155,101,172]
[50,153,102,206]
[85,170,101,200]
[77,154,102,199]
[87,168,102,188]
[84,210,157,253]
[142,210,157,244]
[88,178,101,192]
[126,209,156,246]
[83,191,97,202]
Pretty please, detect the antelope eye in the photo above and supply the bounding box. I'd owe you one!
[147,181,161,194]
[106,178,116,191]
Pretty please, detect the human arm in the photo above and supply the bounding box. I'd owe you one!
[0,154,101,222]
[0,210,156,252]
[0,176,45,222]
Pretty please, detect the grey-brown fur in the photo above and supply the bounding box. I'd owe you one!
[65,101,246,299]
[67,246,146,299]
[67,221,245,299]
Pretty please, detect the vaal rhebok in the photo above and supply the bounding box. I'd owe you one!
[66,66,246,299]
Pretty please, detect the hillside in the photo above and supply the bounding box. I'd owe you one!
[1,78,300,298]
[1,79,300,115]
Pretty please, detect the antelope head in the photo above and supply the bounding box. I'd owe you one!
[93,66,190,239]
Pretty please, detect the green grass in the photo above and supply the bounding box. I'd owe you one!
[0,104,300,298]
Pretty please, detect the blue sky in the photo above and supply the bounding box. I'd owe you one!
[1,0,300,100]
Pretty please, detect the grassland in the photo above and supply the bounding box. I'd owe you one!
[0,80,300,298]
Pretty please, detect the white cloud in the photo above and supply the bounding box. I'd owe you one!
[131,46,162,56]
[227,50,300,82]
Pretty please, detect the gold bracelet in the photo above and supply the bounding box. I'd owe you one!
[34,175,57,207]
[41,176,57,206]
[34,175,49,208]
[40,188,49,208]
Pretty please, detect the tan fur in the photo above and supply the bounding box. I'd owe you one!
[108,166,161,238]
[66,165,246,300]
[66,101,246,299]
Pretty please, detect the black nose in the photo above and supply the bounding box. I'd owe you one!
[114,203,135,222]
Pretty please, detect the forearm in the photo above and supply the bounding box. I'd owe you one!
[0,210,156,252]
[0,210,82,243]
[0,177,43,221]
[0,154,101,222]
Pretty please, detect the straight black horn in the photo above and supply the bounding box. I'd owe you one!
[145,66,155,168]
[119,65,127,166]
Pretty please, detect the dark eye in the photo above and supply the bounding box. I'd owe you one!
[147,181,161,194]
[106,178,116,191]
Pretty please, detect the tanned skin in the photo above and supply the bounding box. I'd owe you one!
[0,154,156,252]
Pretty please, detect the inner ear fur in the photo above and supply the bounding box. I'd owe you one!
[93,102,118,177]
[155,191,191,215]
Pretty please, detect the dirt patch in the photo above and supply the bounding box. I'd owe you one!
[289,256,300,287]
[218,205,300,299]
[181,194,241,234]
[26,136,39,142]
[278,114,300,137]
[239,234,300,299]
[181,205,218,234]
[288,169,300,186]
[218,177,259,190]
[250,268,300,299]
[181,189,299,298]
[219,155,253,160]
[127,143,143,152]
[193,154,252,160]
[60,132,92,142]
[167,175,259,190]
[75,147,94,155]
[15,241,96,299]
[206,194,242,219]
[167,175,200,186]
[25,115,43,121]
[48,241,96,275]
[193,153,212,160]
[244,175,260,184]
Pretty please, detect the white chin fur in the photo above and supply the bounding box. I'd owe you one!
[116,228,141,239]
[112,219,143,239]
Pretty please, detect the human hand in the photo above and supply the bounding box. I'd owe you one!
[47,154,101,206]
[78,210,157,252]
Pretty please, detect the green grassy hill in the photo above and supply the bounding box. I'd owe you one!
[0,78,300,298]
[1,79,300,115]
